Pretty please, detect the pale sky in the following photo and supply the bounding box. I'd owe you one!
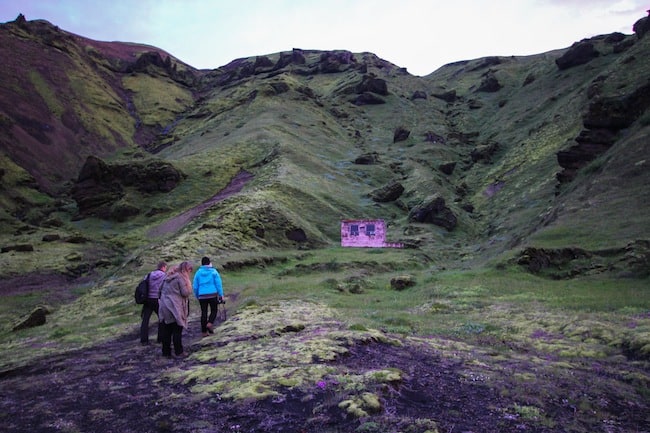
[0,0,647,76]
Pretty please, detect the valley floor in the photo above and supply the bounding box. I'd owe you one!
[0,314,648,433]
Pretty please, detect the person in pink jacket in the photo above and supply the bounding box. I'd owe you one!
[158,261,193,358]
[139,261,167,345]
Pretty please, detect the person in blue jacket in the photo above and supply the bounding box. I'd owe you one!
[192,256,224,337]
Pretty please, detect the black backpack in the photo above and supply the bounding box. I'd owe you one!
[134,273,151,304]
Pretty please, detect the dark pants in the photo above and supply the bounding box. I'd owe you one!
[199,297,218,333]
[140,298,160,343]
[160,321,184,356]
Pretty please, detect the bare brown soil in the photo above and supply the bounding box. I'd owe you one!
[1,316,648,433]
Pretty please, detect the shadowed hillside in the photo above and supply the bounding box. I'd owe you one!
[1,12,649,433]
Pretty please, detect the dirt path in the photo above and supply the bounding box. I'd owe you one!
[148,170,254,238]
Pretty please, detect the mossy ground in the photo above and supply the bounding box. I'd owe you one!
[1,247,648,432]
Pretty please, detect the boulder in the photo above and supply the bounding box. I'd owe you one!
[1,244,34,253]
[633,11,650,38]
[369,181,404,202]
[286,228,307,242]
[393,126,410,143]
[477,71,502,92]
[431,89,457,103]
[390,275,416,291]
[408,195,457,231]
[352,92,385,105]
[439,162,456,175]
[555,41,599,70]
[353,152,379,165]
[516,247,591,274]
[13,305,50,331]
[71,156,184,219]
[471,141,499,162]
[356,75,388,95]
[411,91,427,100]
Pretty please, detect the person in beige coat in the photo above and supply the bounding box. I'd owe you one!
[158,261,193,358]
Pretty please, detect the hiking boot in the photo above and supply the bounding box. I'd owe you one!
[201,332,209,337]
[206,323,214,334]
[174,352,189,359]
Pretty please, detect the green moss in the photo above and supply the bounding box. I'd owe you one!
[122,74,193,127]
[29,70,64,117]
[338,392,381,417]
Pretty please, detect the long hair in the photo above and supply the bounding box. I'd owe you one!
[177,261,193,289]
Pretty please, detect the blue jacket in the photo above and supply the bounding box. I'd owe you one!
[192,265,223,299]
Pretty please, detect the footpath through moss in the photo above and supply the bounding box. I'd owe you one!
[0,299,648,432]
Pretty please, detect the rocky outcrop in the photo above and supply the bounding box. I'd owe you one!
[408,195,457,231]
[477,71,502,92]
[71,156,184,220]
[390,275,416,291]
[555,41,600,70]
[13,305,50,331]
[353,153,379,165]
[356,75,389,95]
[439,162,456,175]
[516,247,591,274]
[125,51,196,86]
[411,91,427,100]
[352,92,385,105]
[633,11,650,38]
[557,82,650,184]
[369,181,404,202]
[431,90,457,103]
[393,126,410,143]
[471,141,499,163]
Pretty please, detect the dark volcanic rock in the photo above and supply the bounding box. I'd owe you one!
[393,126,410,143]
[517,247,591,274]
[353,152,379,165]
[477,71,502,92]
[13,305,50,331]
[408,195,457,231]
[555,41,600,70]
[439,162,457,175]
[352,92,385,105]
[557,82,650,184]
[431,89,457,103]
[71,156,184,219]
[411,90,427,100]
[633,11,650,38]
[286,228,307,242]
[369,181,404,202]
[356,75,388,95]
[471,141,499,163]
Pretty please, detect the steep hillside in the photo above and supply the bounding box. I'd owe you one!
[2,14,649,287]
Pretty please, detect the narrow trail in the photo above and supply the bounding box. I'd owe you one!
[148,170,254,238]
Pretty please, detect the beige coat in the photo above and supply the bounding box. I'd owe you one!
[158,273,192,328]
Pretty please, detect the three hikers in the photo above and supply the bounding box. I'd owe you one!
[138,257,225,358]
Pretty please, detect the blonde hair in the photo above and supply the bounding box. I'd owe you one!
[177,261,193,289]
